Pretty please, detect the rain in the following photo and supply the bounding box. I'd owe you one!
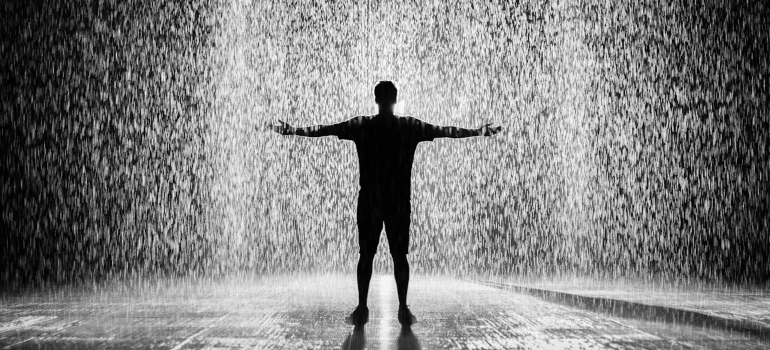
[1,0,768,348]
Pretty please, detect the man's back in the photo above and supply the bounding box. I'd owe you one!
[339,114,433,200]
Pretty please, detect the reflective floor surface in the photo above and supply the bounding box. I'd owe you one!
[1,275,768,349]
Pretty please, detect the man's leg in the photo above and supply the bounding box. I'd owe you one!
[357,251,376,307]
[391,249,417,325]
[385,199,412,310]
[356,193,382,308]
[392,253,409,307]
[347,195,382,326]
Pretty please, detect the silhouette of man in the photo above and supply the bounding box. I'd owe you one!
[268,81,501,326]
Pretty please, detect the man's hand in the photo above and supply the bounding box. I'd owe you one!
[478,123,502,136]
[265,119,294,135]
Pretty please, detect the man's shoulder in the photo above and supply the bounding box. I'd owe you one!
[348,114,426,127]
[396,115,429,128]
[396,115,421,123]
[349,115,375,124]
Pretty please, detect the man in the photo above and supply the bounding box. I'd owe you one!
[268,81,501,326]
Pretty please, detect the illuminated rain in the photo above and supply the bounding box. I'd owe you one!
[0,0,768,348]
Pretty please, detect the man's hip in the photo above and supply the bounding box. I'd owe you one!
[356,192,411,255]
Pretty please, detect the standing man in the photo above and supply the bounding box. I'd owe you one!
[268,81,501,326]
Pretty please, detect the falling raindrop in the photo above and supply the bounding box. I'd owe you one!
[1,0,768,291]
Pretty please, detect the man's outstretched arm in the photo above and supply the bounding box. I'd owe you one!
[266,119,355,138]
[422,122,502,139]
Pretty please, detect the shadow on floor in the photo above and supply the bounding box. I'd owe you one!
[396,326,421,350]
[341,325,366,350]
[340,325,421,350]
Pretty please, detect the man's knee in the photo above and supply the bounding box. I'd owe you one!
[391,252,408,267]
[359,250,376,263]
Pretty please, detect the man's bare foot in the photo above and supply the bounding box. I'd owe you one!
[397,305,416,326]
[346,305,369,326]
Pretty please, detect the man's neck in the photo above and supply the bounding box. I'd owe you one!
[377,104,395,116]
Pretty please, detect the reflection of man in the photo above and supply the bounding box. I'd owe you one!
[268,81,501,326]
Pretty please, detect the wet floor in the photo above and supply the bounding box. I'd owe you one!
[1,275,767,349]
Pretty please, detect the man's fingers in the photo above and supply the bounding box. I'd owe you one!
[258,123,272,130]
[264,124,283,133]
[483,123,502,135]
[261,123,279,132]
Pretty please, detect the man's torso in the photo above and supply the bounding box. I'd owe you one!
[348,115,423,201]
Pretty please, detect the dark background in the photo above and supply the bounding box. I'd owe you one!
[1,0,768,288]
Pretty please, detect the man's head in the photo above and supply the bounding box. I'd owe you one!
[374,81,397,112]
